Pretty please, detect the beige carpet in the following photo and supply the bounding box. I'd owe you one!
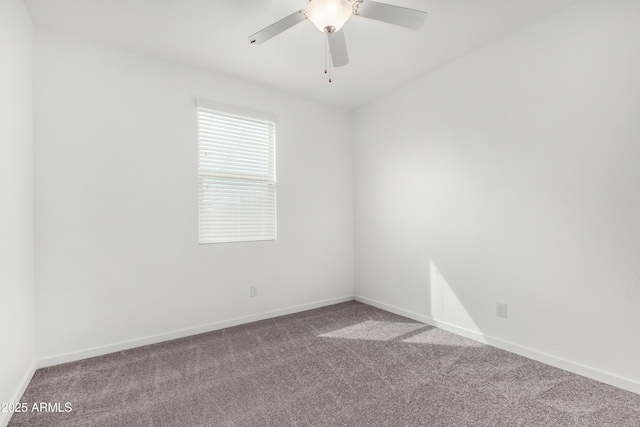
[10,301,640,426]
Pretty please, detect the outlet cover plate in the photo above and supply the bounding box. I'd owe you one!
[497,303,507,318]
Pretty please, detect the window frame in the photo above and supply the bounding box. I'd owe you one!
[196,100,277,244]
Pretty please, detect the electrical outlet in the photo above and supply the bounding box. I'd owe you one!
[497,303,507,318]
[250,286,258,297]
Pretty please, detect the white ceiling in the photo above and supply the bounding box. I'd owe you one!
[24,0,580,110]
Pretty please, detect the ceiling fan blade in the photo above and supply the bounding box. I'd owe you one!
[328,29,349,67]
[354,1,427,30]
[249,10,307,44]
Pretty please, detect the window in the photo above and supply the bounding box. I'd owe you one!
[197,101,276,244]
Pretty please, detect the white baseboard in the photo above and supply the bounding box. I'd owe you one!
[0,359,37,427]
[354,295,640,395]
[38,295,354,368]
[33,294,640,396]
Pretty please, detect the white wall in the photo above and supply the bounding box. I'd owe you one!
[0,0,36,424]
[353,0,640,392]
[34,29,353,362]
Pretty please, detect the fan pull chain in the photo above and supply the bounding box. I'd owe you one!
[324,34,332,83]
[324,35,328,76]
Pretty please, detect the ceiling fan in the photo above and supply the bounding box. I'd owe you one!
[248,0,427,69]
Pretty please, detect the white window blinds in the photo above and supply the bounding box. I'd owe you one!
[197,101,276,244]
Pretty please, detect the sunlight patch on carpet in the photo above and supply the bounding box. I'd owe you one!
[402,328,485,347]
[319,320,426,341]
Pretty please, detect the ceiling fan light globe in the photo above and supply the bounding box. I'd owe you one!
[306,0,353,33]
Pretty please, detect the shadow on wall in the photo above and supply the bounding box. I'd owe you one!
[429,260,484,339]
[338,258,488,345]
